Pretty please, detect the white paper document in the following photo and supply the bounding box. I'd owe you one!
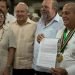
[36,38,58,69]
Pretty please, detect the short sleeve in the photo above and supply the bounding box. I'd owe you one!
[8,28,16,48]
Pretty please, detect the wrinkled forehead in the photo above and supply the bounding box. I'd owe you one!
[63,3,75,12]
[15,2,28,10]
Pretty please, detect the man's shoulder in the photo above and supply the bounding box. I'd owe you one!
[7,13,15,18]
[28,18,36,23]
[27,18,37,27]
[55,13,63,22]
[9,21,17,28]
[56,27,65,38]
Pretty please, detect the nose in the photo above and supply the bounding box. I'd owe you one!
[62,12,66,18]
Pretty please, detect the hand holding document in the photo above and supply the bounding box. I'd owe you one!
[36,38,58,69]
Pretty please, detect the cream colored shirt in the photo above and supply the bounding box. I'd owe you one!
[0,27,16,74]
[10,18,36,69]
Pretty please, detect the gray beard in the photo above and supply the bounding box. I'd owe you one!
[42,14,48,21]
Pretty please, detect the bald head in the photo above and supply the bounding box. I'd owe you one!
[15,2,29,25]
[62,2,75,30]
[15,2,28,12]
[63,2,75,13]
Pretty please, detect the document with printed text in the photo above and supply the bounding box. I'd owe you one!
[36,38,58,68]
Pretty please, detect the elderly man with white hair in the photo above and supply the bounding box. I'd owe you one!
[10,2,36,75]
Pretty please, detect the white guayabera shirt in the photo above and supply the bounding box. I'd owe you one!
[33,13,64,72]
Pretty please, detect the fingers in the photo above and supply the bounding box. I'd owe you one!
[51,68,68,75]
[51,68,61,75]
[37,34,45,43]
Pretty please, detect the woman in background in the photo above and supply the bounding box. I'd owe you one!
[0,9,16,75]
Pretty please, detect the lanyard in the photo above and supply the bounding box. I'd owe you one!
[60,28,75,53]
[63,28,67,41]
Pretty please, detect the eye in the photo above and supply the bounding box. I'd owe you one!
[41,5,49,9]
[61,11,70,16]
[0,14,4,18]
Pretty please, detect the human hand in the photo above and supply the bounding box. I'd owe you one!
[2,67,10,75]
[50,68,68,75]
[37,34,45,43]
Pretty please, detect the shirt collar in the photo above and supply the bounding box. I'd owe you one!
[26,18,35,24]
[53,13,60,22]
[5,13,10,23]
[40,13,60,22]
[47,13,60,27]
[39,13,60,28]
[16,18,35,25]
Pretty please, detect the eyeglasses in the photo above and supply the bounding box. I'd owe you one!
[0,13,4,19]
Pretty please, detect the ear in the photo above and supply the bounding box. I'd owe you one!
[27,12,30,16]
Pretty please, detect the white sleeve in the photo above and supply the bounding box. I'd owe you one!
[56,29,64,39]
[66,65,75,75]
[8,28,16,48]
